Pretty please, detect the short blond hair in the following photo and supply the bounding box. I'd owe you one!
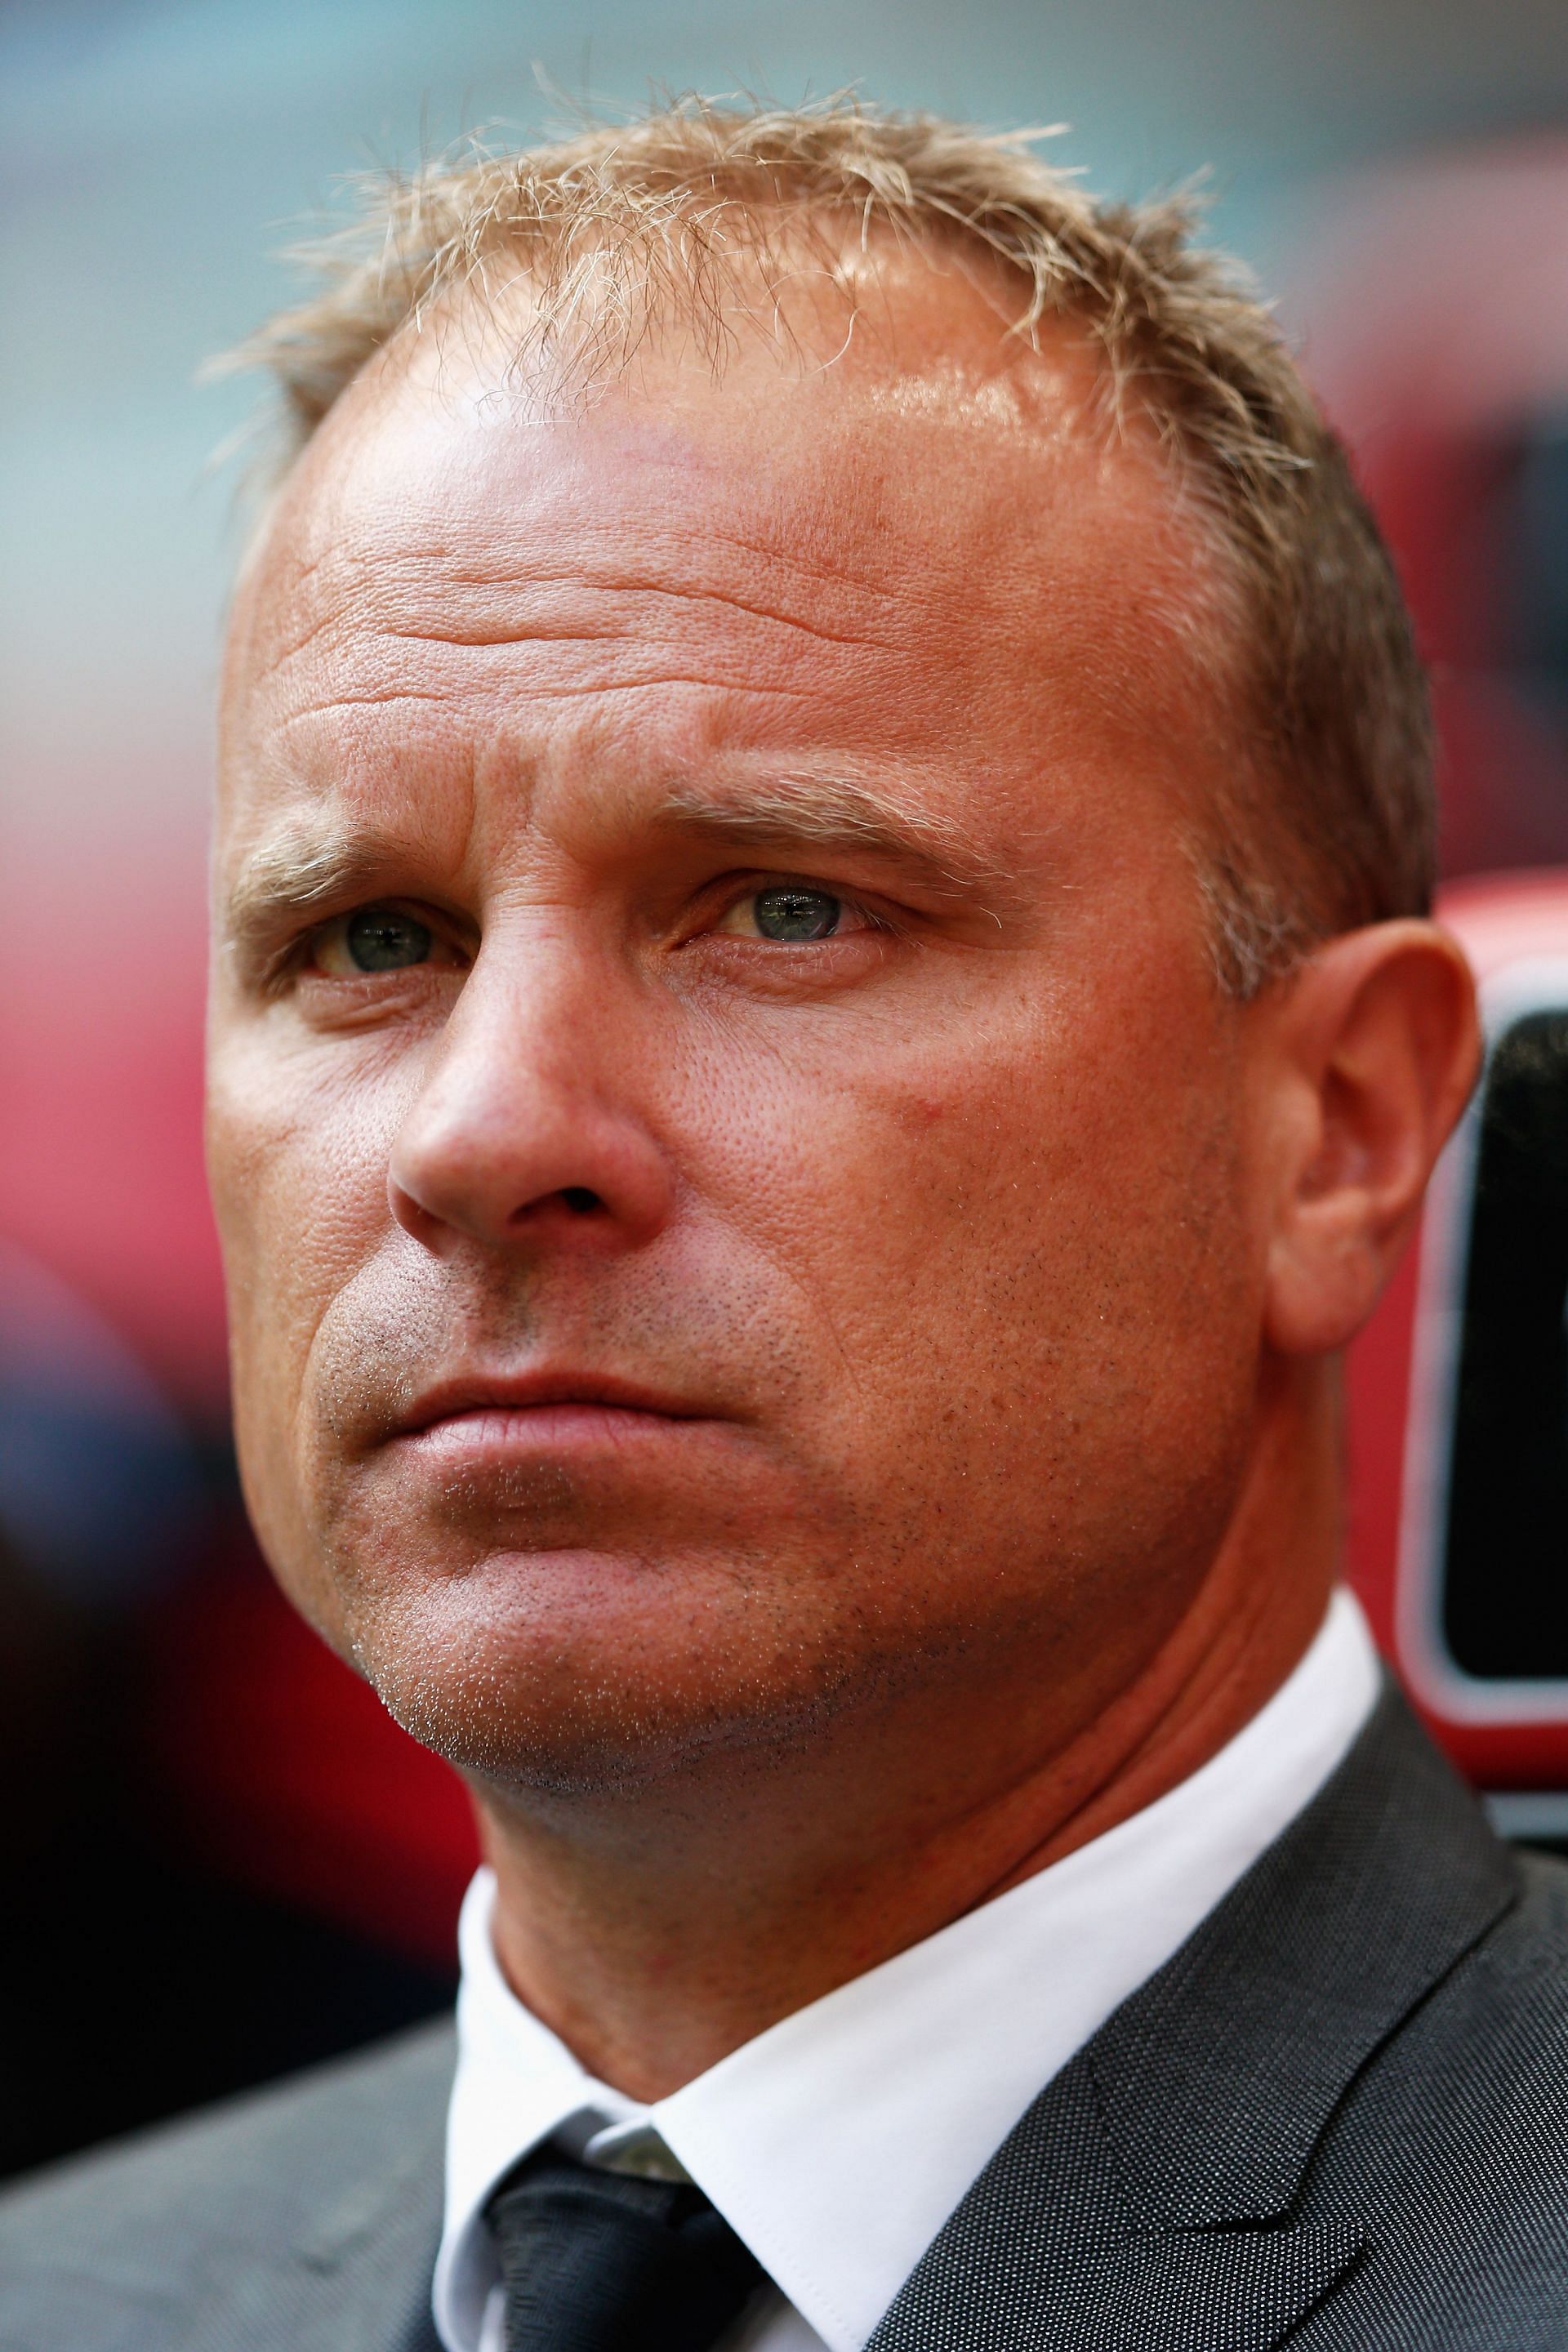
[230,97,1433,995]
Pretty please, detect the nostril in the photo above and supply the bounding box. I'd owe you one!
[504,1184,610,1228]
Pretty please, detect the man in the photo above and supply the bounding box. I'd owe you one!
[3,96,1565,2352]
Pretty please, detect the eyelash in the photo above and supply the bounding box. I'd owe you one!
[305,908,465,981]
[279,877,901,991]
[702,879,896,946]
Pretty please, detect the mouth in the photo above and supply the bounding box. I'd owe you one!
[385,1372,725,1463]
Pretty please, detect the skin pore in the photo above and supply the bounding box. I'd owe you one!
[207,245,1480,2100]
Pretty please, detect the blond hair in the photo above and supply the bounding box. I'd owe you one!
[229,97,1433,995]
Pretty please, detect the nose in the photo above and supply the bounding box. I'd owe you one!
[387,938,675,1258]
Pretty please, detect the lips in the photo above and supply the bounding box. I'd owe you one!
[387,1370,716,1443]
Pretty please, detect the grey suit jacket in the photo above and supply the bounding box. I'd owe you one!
[4,1685,1568,2350]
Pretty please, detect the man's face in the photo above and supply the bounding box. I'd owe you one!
[208,269,1269,1802]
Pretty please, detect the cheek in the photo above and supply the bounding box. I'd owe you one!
[206,1028,406,1499]
[692,969,1257,1490]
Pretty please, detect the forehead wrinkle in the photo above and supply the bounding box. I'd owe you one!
[375,570,900,660]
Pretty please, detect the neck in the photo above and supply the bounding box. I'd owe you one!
[474,1358,1340,2101]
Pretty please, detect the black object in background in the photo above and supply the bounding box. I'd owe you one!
[1443,1007,1568,1677]
[0,1521,453,2185]
[0,1821,454,2185]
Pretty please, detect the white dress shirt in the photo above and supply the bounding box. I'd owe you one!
[436,1588,1381,2352]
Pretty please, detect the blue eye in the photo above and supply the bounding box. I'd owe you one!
[752,888,842,942]
[343,908,434,971]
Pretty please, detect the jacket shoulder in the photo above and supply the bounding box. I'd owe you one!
[1431,1840,1568,2082]
[0,2016,453,2352]
[1420,1841,1568,2097]
[1489,1838,1568,1954]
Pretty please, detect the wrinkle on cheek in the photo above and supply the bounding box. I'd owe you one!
[211,1038,411,1459]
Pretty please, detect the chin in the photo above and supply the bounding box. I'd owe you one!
[326,1550,866,1802]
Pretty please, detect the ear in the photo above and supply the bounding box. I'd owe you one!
[1261,920,1481,1357]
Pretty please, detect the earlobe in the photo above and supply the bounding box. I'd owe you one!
[1263,920,1481,1359]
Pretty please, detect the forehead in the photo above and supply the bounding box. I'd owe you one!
[219,267,1232,876]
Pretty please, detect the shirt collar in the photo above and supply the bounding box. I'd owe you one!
[435,1587,1380,2352]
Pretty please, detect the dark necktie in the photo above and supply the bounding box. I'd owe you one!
[486,2142,769,2352]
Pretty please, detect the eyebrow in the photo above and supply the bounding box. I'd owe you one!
[220,820,438,969]
[650,773,1012,903]
[220,770,1014,967]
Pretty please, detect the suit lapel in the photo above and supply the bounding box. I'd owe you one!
[867,1686,1517,2352]
[865,2051,1365,2352]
